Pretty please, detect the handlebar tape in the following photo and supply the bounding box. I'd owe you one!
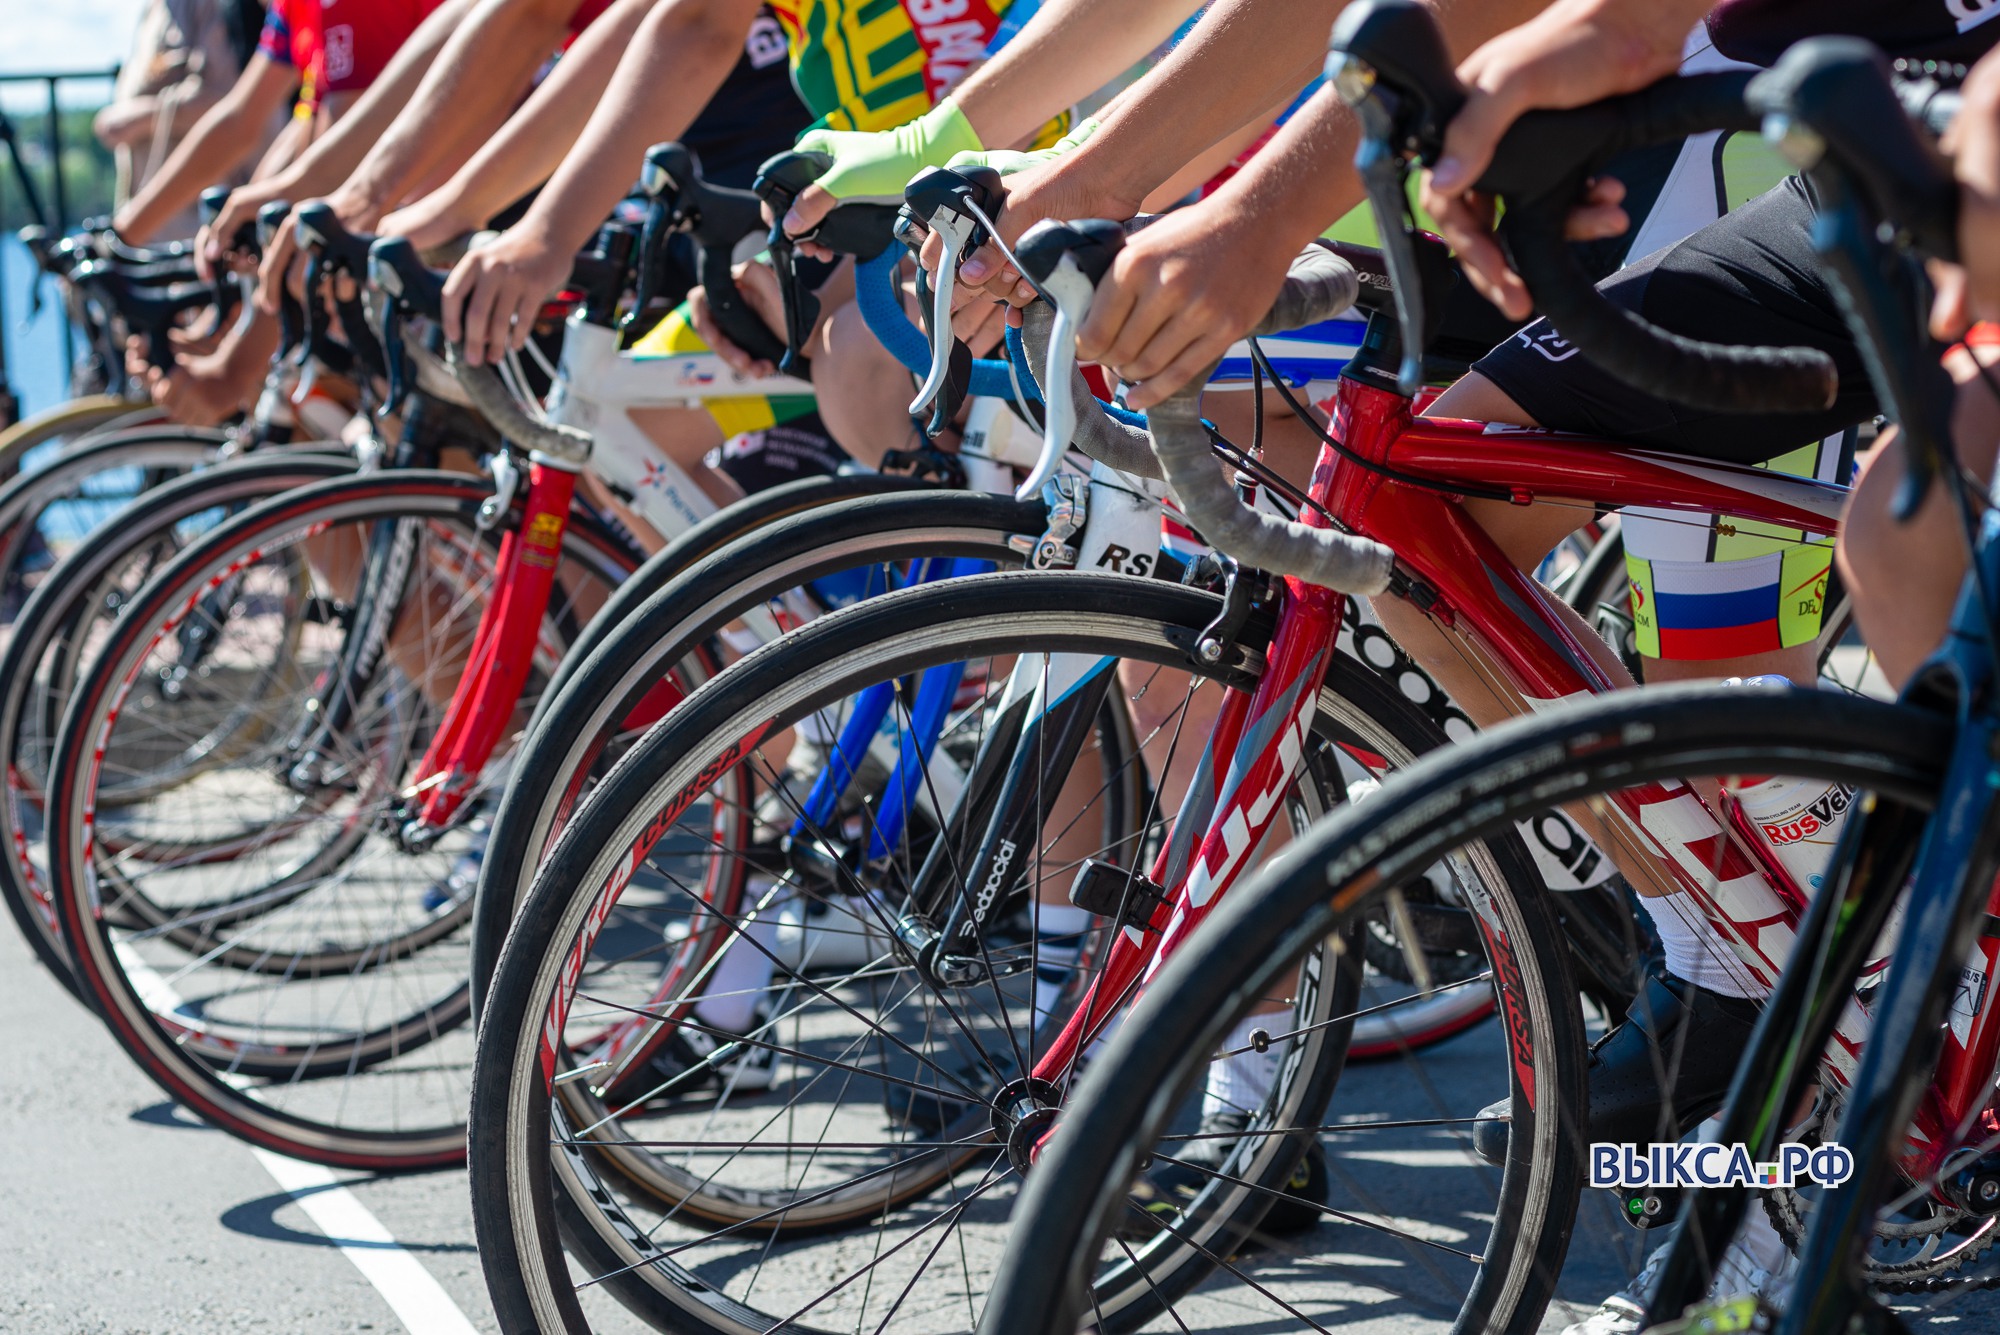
[854,248,1019,400]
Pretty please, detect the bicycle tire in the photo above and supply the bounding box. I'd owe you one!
[0,447,358,1000]
[981,684,1950,1335]
[0,396,167,477]
[470,486,1043,1011]
[44,469,637,1168]
[469,569,1552,1334]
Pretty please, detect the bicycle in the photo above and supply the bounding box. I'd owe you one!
[983,15,2000,1333]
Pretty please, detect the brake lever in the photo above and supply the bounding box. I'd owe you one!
[1012,219,1126,501]
[901,167,1004,422]
[1353,105,1430,395]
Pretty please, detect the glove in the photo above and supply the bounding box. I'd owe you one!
[796,102,986,205]
[943,117,1101,178]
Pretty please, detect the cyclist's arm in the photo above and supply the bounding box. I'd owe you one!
[786,0,1319,236]
[441,0,766,365]
[114,53,297,244]
[378,0,656,250]
[333,0,590,228]
[206,0,476,252]
[1073,0,1557,409]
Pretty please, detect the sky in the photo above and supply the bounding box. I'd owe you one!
[1,0,147,109]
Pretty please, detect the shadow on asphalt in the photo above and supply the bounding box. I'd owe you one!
[220,1181,479,1253]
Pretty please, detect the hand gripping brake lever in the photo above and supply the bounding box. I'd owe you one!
[752,152,903,381]
[257,201,307,362]
[197,186,245,331]
[1326,0,1462,395]
[900,165,1007,427]
[750,151,831,378]
[1009,218,1125,500]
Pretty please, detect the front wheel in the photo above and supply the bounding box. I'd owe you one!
[982,684,1951,1334]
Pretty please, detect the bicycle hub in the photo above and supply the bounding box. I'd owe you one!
[991,1077,1063,1174]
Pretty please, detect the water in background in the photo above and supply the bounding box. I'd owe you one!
[2,232,74,421]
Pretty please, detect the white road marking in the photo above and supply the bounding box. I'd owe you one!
[111,944,481,1334]
[253,1150,482,1335]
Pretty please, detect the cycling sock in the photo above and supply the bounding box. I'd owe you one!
[1640,893,1768,1000]
[693,885,785,1033]
[1031,902,1094,1031]
[1203,1012,1284,1119]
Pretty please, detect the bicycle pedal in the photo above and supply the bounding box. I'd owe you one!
[1614,1182,1677,1229]
[1068,858,1166,928]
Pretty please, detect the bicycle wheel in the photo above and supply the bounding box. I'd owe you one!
[469,485,1041,1009]
[983,684,1954,1334]
[0,423,231,622]
[0,395,162,478]
[470,569,1549,1333]
[0,449,357,1000]
[43,469,636,1167]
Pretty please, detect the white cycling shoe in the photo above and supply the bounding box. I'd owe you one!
[773,892,891,972]
[1562,1206,1796,1335]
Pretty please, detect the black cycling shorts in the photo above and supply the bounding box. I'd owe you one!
[1471,174,1878,465]
[711,413,850,494]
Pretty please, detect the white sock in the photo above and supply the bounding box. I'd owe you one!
[1641,893,1767,1000]
[1031,902,1094,1031]
[1203,1012,1283,1119]
[693,890,785,1033]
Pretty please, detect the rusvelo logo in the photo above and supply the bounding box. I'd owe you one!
[1515,328,1580,363]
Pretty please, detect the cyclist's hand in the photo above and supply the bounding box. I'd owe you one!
[685,258,787,379]
[441,223,568,367]
[779,104,986,258]
[924,124,1111,305]
[1073,201,1293,411]
[1929,51,2000,339]
[1417,0,1692,319]
[252,189,381,316]
[199,184,279,284]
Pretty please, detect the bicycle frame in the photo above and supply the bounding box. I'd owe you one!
[1029,319,1876,1102]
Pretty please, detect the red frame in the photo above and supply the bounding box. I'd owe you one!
[1032,364,1998,1182]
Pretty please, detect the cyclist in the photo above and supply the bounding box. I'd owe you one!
[97,0,267,239]
[1370,0,2000,1327]
[115,0,460,422]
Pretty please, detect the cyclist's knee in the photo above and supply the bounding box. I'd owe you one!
[808,299,915,467]
[1839,344,2000,686]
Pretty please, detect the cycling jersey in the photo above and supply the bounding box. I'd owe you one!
[768,0,1062,142]
[1708,0,2000,67]
[259,0,446,113]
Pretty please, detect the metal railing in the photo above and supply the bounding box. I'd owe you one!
[0,66,122,426]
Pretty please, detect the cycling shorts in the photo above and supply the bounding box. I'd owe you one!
[709,411,849,494]
[1471,174,1876,661]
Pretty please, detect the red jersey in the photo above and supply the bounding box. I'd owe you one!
[258,0,445,112]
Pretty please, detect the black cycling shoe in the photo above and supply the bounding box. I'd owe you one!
[1122,1112,1328,1239]
[1472,970,1761,1166]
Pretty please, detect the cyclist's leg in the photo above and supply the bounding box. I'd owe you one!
[1838,335,2000,689]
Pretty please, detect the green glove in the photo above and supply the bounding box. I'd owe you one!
[794,102,986,208]
[943,117,1102,178]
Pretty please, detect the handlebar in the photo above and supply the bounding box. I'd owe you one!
[635,142,791,370]
[1327,0,1838,415]
[752,149,900,378]
[369,235,592,464]
[1013,220,1393,595]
